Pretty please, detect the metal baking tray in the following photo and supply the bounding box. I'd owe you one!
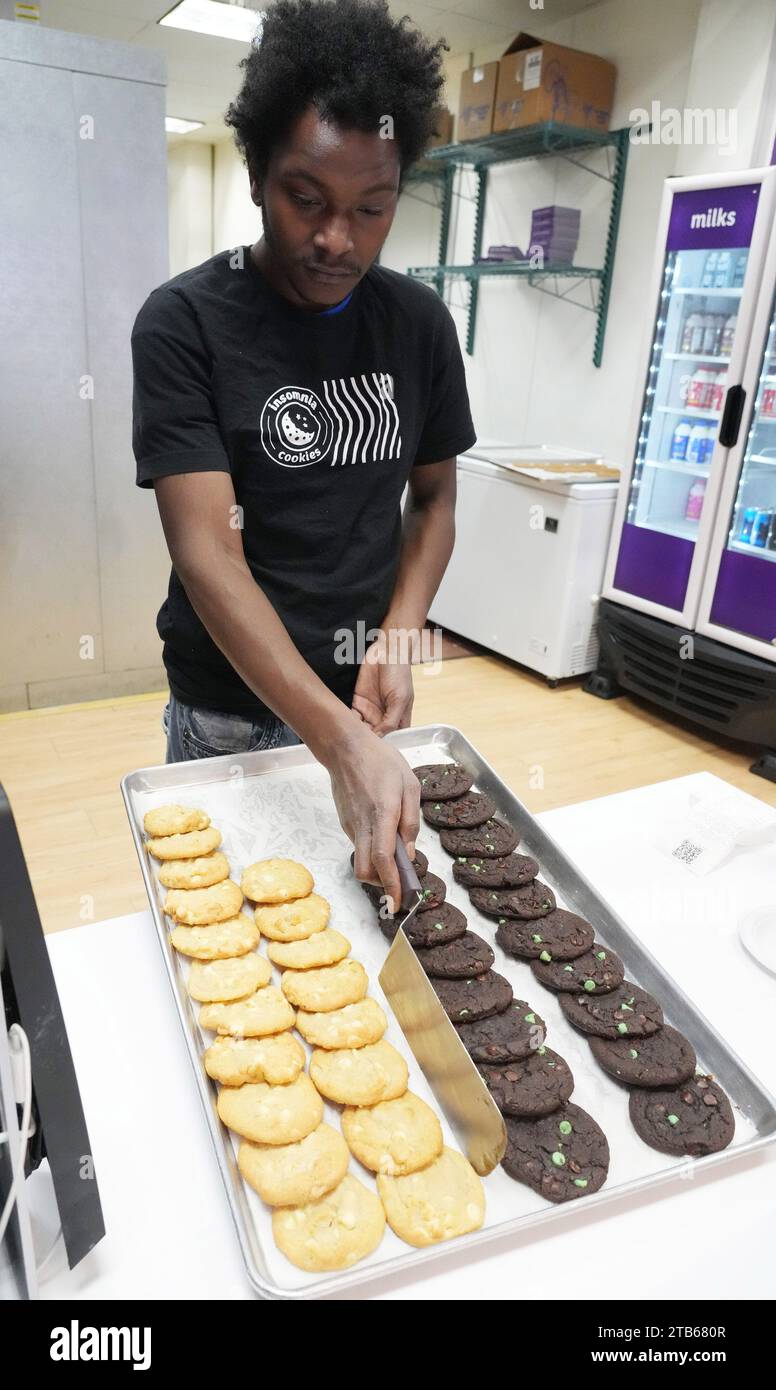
[121,724,776,1299]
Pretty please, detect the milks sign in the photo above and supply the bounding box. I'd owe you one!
[667,183,760,252]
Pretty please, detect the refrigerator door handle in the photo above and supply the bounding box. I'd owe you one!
[719,385,746,448]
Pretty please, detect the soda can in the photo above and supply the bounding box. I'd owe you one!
[753,508,773,548]
[740,507,758,542]
[767,515,776,552]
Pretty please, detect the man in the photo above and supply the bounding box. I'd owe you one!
[131,0,476,909]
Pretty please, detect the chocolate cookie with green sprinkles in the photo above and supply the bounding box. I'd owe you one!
[413,762,473,800]
[502,1103,610,1202]
[470,881,556,920]
[589,1026,696,1088]
[496,909,594,961]
[439,818,519,859]
[381,899,468,948]
[423,791,496,829]
[415,871,447,911]
[452,852,539,889]
[432,969,513,1023]
[479,1047,574,1117]
[629,1074,734,1156]
[414,930,495,979]
[559,981,663,1039]
[456,1000,547,1062]
[530,943,625,994]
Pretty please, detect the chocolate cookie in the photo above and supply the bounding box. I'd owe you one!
[471,881,556,921]
[423,791,496,829]
[502,1103,610,1203]
[456,1000,547,1063]
[414,930,495,979]
[530,943,625,994]
[629,1075,734,1156]
[439,819,519,858]
[480,1047,574,1117]
[559,981,663,1039]
[452,853,539,889]
[381,900,468,948]
[496,909,595,962]
[433,970,513,1024]
[413,762,473,801]
[589,1026,697,1088]
[416,871,446,911]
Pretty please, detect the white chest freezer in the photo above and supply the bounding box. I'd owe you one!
[430,445,619,683]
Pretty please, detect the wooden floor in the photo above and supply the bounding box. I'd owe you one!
[1,654,774,936]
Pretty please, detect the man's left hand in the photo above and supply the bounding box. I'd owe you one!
[352,632,414,735]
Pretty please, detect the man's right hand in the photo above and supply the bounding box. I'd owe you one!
[323,719,420,915]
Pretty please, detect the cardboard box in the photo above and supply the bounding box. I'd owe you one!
[458,61,499,141]
[494,33,615,135]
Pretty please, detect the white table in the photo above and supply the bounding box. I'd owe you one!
[39,772,776,1301]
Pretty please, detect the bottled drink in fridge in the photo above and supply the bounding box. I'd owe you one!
[701,252,718,288]
[740,507,758,542]
[670,420,692,460]
[681,312,705,354]
[719,313,737,356]
[688,425,708,466]
[714,251,731,287]
[753,509,773,547]
[685,478,707,520]
[732,254,747,288]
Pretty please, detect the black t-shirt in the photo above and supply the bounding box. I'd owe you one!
[131,248,476,715]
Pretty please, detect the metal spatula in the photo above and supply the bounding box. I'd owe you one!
[378,837,506,1175]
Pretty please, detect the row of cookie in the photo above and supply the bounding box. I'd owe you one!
[358,837,611,1202]
[142,810,384,1271]
[415,766,736,1160]
[241,859,488,1262]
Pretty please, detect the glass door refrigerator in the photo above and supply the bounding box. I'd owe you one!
[589,168,776,781]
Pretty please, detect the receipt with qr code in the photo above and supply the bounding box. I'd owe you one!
[654,783,776,876]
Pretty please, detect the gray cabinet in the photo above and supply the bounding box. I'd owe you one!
[0,21,169,709]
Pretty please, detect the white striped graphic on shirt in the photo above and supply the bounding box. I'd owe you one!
[322,372,401,465]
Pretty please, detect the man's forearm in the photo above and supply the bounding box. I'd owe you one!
[180,548,356,763]
[382,492,455,633]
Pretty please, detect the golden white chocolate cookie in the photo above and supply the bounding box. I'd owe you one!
[147,826,221,861]
[164,879,243,926]
[377,1146,485,1247]
[272,1174,385,1272]
[310,1040,409,1107]
[169,916,259,960]
[143,804,210,837]
[281,959,368,1013]
[237,1123,348,1206]
[295,997,387,1050]
[200,986,295,1037]
[158,851,230,890]
[187,954,271,1002]
[241,858,314,904]
[204,1032,306,1086]
[342,1091,443,1176]
[254,893,330,941]
[217,1073,323,1145]
[267,928,350,971]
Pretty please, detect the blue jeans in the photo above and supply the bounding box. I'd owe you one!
[162,693,303,764]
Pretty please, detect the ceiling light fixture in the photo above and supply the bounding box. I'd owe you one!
[159,0,262,43]
[165,116,206,133]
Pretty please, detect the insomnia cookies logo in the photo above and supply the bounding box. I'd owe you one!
[260,373,402,468]
[260,386,334,468]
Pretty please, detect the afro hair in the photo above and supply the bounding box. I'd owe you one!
[225,0,448,185]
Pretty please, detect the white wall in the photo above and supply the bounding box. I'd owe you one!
[167,140,213,278]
